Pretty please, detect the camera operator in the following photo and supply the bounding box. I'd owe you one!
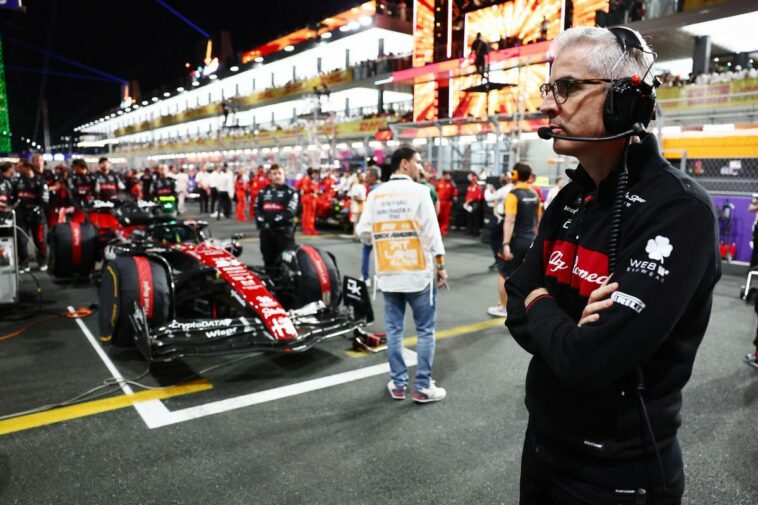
[504,26,720,504]
[14,160,49,272]
[255,164,298,275]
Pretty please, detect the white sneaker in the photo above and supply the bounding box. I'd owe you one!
[487,305,508,318]
[38,264,48,272]
[364,277,372,288]
[210,212,218,218]
[413,381,446,403]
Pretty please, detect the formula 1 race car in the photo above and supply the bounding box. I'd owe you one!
[96,202,374,362]
[47,196,178,280]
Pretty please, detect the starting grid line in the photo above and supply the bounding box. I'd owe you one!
[1,312,506,434]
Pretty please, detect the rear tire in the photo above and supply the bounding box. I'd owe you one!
[99,256,171,348]
[47,221,97,279]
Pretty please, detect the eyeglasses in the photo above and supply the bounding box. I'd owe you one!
[539,78,613,104]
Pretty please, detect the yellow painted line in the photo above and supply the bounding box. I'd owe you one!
[346,317,506,357]
[0,380,212,436]
[240,233,341,244]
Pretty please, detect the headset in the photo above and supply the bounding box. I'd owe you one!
[538,27,667,504]
[537,26,660,142]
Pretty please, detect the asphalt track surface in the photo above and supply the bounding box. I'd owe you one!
[0,214,756,505]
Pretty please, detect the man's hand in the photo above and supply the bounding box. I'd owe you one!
[436,268,448,288]
[498,244,514,261]
[577,281,619,327]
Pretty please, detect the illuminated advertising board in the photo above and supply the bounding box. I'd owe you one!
[413,81,437,121]
[449,63,547,118]
[412,0,435,67]
[464,0,563,51]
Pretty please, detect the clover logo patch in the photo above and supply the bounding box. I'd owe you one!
[646,236,673,263]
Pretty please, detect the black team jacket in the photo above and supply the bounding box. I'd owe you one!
[505,134,721,491]
[255,183,298,230]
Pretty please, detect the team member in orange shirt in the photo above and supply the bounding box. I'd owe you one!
[234,168,248,222]
[435,171,458,236]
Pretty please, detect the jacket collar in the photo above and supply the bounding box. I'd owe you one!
[390,174,412,181]
[565,133,663,202]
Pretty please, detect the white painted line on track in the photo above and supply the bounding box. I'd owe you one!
[72,305,418,429]
[146,348,418,429]
[68,306,170,429]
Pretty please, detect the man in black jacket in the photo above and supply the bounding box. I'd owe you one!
[255,164,298,275]
[505,26,720,504]
[14,160,49,272]
[94,157,123,202]
[70,158,95,207]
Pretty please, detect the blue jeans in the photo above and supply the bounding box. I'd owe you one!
[383,283,437,390]
[361,244,373,280]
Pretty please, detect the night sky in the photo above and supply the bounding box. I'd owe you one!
[0,0,358,153]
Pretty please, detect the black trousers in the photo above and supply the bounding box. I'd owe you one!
[490,216,503,257]
[519,424,683,505]
[199,190,209,213]
[210,188,218,213]
[260,226,295,276]
[16,206,48,267]
[467,201,483,235]
[217,191,231,218]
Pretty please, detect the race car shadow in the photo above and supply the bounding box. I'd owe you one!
[203,347,344,384]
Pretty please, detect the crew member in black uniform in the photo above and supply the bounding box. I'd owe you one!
[14,160,49,272]
[70,159,95,207]
[150,164,177,214]
[505,27,720,504]
[0,161,15,212]
[255,164,298,275]
[32,153,59,224]
[94,157,122,202]
[140,167,153,200]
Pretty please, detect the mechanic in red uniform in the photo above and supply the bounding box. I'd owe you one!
[464,172,484,235]
[316,169,336,219]
[234,168,248,222]
[248,165,269,220]
[298,167,318,235]
[435,170,458,236]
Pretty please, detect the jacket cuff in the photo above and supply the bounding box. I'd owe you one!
[525,294,553,314]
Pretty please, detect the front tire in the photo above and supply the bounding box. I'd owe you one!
[99,256,171,347]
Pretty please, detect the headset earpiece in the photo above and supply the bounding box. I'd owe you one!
[603,27,658,135]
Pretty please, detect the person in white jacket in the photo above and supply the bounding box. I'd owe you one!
[356,145,448,403]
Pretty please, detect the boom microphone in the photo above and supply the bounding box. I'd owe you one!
[537,124,646,142]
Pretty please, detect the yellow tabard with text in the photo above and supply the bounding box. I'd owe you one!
[373,220,427,273]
